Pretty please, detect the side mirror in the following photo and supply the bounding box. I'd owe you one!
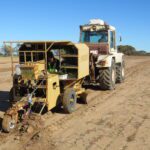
[119,36,122,42]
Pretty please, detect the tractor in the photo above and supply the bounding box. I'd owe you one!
[80,19,125,90]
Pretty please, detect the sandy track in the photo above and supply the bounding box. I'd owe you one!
[0,56,150,150]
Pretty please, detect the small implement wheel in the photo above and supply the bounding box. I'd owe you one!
[2,115,16,133]
[62,88,77,114]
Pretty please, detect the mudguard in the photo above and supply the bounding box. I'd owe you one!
[96,53,124,68]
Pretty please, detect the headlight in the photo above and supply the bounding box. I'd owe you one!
[15,65,21,75]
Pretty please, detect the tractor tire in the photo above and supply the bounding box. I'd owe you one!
[2,115,16,133]
[79,92,88,104]
[62,88,77,114]
[99,59,116,90]
[116,61,125,83]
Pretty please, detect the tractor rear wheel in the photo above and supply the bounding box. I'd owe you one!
[116,61,125,83]
[2,115,16,133]
[99,59,116,90]
[62,88,77,114]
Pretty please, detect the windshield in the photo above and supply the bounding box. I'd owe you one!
[81,31,108,43]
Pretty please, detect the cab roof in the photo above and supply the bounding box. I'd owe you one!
[80,19,116,31]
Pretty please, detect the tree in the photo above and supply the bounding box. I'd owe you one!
[118,45,136,55]
[3,45,13,56]
[117,45,149,56]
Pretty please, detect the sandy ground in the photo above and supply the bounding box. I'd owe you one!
[0,56,150,150]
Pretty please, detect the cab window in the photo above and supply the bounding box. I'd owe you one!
[110,31,115,48]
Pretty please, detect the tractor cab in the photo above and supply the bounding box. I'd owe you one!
[80,19,117,55]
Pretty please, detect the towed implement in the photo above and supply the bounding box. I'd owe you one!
[2,41,89,132]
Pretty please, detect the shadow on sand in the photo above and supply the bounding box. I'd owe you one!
[0,91,11,130]
[0,91,10,112]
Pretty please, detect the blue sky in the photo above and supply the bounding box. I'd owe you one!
[0,0,150,51]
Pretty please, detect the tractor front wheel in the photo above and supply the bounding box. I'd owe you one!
[99,59,116,90]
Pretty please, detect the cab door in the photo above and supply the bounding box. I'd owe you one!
[109,31,116,53]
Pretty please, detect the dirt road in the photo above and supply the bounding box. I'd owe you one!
[0,56,150,150]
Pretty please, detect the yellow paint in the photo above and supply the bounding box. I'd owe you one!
[46,74,60,110]
[74,43,89,79]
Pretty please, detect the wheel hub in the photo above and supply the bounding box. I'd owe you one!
[9,121,15,129]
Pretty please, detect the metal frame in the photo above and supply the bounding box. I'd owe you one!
[2,40,73,103]
[2,41,56,103]
[3,41,71,76]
